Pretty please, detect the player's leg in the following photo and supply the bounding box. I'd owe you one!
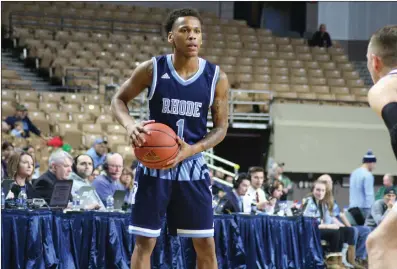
[130,165,172,269]
[167,155,218,269]
[131,236,157,269]
[366,203,397,269]
[192,237,217,269]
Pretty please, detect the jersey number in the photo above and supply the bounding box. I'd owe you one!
[176,119,184,140]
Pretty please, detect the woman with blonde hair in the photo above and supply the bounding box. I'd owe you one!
[303,180,358,268]
[318,175,367,268]
[6,151,38,199]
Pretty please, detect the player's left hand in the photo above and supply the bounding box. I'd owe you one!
[163,137,194,169]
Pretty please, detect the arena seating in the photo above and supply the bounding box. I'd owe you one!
[2,1,369,109]
[1,2,371,168]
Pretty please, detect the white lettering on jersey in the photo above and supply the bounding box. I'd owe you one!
[162,98,202,118]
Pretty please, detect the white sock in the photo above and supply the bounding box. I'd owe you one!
[342,243,354,268]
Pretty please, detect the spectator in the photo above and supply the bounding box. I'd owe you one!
[68,154,103,210]
[318,174,367,269]
[91,153,125,206]
[349,150,376,218]
[2,141,14,179]
[218,173,250,214]
[214,168,225,180]
[33,150,73,203]
[303,180,354,268]
[375,174,396,200]
[120,167,136,204]
[311,23,332,48]
[268,162,293,201]
[224,175,234,184]
[244,166,268,211]
[264,180,286,215]
[88,168,100,183]
[10,121,25,138]
[23,145,40,179]
[365,187,396,229]
[5,151,38,199]
[4,104,48,140]
[86,138,107,169]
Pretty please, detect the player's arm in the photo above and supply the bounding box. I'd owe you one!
[191,70,229,154]
[111,60,154,147]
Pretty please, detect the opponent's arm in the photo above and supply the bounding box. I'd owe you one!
[111,60,154,147]
[190,70,229,154]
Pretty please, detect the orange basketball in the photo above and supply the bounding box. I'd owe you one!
[134,123,179,169]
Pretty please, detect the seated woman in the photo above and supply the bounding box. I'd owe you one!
[303,180,357,268]
[6,151,38,199]
[120,167,137,205]
[263,180,286,215]
[318,175,366,269]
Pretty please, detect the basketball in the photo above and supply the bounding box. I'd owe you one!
[134,123,179,169]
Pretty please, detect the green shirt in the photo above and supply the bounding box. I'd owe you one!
[375,185,397,200]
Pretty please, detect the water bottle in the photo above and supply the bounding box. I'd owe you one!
[106,195,114,212]
[73,194,81,210]
[18,190,27,209]
[1,189,5,209]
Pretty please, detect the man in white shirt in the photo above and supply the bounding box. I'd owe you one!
[243,166,268,212]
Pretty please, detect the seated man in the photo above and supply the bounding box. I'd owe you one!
[33,150,73,203]
[375,174,396,200]
[68,154,104,210]
[365,187,396,229]
[217,173,250,214]
[86,138,107,169]
[91,153,125,206]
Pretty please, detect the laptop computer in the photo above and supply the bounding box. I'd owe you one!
[113,190,127,210]
[1,179,14,195]
[48,180,73,209]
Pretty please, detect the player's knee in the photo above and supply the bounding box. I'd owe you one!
[193,237,215,256]
[135,236,157,254]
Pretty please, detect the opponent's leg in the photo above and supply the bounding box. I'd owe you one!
[366,203,397,269]
[131,236,157,269]
[192,237,218,269]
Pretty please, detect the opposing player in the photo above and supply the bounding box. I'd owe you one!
[366,25,397,269]
[111,8,229,269]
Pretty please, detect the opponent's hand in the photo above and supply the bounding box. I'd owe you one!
[163,137,194,169]
[126,120,155,148]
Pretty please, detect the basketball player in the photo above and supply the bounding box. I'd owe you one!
[111,9,229,269]
[366,25,397,269]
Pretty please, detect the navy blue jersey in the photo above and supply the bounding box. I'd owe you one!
[147,54,220,145]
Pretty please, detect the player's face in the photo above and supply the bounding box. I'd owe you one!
[168,16,202,57]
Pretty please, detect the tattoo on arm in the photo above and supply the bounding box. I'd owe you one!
[193,70,229,153]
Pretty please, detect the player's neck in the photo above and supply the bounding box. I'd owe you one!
[171,53,199,73]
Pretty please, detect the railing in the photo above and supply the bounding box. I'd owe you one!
[9,12,163,35]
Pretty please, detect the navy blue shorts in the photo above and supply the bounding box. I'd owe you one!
[130,153,214,238]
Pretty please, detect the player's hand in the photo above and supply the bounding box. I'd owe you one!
[126,120,155,148]
[163,137,194,169]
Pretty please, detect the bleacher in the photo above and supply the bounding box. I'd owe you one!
[2,1,370,107]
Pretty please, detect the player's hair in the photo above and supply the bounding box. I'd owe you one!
[164,8,203,33]
[370,25,397,67]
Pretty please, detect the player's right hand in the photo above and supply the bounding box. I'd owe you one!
[126,120,155,148]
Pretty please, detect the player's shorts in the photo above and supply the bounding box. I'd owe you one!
[129,153,214,238]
